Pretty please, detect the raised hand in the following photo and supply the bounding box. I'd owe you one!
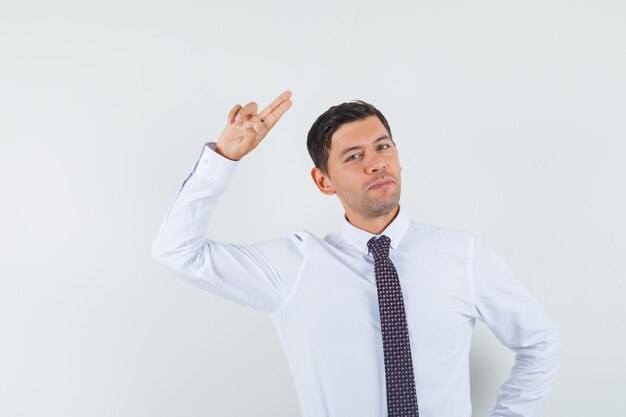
[215,90,293,161]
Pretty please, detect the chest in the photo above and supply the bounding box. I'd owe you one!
[284,248,474,341]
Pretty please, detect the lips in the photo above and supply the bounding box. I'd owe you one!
[368,178,394,190]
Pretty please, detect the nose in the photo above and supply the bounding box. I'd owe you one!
[367,155,387,173]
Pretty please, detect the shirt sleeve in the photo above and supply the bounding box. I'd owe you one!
[151,142,308,314]
[469,235,562,417]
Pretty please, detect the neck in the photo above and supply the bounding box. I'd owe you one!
[345,205,400,235]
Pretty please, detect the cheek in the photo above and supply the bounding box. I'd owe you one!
[391,157,401,172]
[335,173,361,193]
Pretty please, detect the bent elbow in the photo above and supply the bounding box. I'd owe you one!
[151,235,209,280]
[151,235,187,269]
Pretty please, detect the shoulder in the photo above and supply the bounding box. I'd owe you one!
[289,228,334,248]
[405,221,481,249]
[290,228,314,243]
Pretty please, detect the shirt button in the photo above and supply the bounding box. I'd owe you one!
[202,159,207,164]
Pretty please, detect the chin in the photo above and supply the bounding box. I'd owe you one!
[367,198,400,216]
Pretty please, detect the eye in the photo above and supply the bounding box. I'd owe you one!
[345,153,361,162]
[378,144,390,150]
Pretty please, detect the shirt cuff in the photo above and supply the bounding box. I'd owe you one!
[192,141,239,190]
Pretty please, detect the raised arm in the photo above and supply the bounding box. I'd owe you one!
[151,91,305,314]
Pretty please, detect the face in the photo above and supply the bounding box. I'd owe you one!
[311,115,402,220]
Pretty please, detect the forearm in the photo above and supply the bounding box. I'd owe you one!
[491,325,562,417]
[152,142,238,274]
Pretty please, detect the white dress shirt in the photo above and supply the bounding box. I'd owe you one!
[152,142,562,417]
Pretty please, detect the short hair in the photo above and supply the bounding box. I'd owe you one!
[307,100,393,174]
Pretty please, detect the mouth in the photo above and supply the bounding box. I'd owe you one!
[368,179,394,190]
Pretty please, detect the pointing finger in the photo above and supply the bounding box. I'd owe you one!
[258,90,292,121]
[261,98,292,131]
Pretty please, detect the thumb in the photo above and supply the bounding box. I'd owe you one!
[242,118,260,144]
[245,115,267,140]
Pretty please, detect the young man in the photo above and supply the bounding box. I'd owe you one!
[152,90,562,417]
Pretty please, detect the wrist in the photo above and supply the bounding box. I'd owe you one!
[214,143,241,161]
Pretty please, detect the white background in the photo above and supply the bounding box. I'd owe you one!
[1,1,625,416]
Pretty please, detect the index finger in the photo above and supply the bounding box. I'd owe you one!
[258,90,293,130]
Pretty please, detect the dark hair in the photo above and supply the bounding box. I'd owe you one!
[307,100,393,174]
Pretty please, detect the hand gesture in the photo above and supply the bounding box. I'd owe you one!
[215,90,293,161]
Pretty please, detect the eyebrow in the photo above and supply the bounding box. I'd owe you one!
[338,135,391,160]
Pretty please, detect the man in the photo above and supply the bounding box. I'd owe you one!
[152,90,562,417]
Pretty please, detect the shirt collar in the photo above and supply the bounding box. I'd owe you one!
[340,205,411,255]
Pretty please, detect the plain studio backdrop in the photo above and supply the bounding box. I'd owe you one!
[1,1,624,416]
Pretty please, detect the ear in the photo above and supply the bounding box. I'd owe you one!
[310,167,336,196]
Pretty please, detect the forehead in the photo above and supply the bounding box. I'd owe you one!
[329,115,389,153]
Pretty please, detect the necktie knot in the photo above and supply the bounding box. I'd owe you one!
[367,235,391,261]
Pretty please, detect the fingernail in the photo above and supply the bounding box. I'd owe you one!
[235,114,242,122]
[244,121,252,128]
